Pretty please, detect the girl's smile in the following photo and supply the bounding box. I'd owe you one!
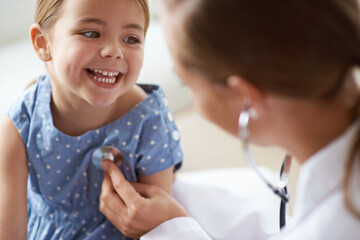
[86,68,123,88]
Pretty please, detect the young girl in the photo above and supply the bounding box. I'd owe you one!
[0,0,182,239]
[96,0,360,239]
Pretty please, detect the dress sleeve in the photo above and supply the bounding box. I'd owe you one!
[141,217,212,240]
[6,84,37,145]
[135,102,183,176]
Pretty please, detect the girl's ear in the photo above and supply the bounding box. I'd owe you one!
[226,75,266,114]
[29,23,52,62]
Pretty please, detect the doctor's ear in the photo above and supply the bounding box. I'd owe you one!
[226,75,266,113]
[30,23,52,62]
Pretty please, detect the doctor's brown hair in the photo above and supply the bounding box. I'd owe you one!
[163,0,360,218]
[34,0,150,34]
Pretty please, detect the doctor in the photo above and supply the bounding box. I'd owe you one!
[99,0,360,239]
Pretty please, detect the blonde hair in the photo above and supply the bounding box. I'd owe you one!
[163,0,360,219]
[35,0,150,34]
[29,0,151,89]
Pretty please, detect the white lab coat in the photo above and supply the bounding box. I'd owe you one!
[142,122,360,240]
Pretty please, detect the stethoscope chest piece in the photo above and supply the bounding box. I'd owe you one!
[92,146,123,170]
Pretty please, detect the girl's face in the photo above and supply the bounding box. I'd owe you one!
[45,0,145,108]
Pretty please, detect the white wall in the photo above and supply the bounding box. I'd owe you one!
[0,0,36,46]
[148,0,161,19]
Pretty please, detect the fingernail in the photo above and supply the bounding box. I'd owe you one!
[101,160,110,170]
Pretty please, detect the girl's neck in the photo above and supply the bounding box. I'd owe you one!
[50,85,147,136]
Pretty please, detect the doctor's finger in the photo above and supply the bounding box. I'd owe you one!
[100,174,128,215]
[99,178,129,234]
[101,160,141,205]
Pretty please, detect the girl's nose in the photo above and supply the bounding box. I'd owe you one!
[100,40,124,60]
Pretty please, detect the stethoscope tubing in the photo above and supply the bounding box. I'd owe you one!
[239,108,291,229]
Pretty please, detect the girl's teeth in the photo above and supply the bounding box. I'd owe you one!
[89,69,120,85]
[91,75,116,84]
[90,68,119,77]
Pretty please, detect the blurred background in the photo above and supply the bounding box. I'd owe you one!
[0,0,300,213]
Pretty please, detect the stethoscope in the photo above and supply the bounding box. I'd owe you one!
[92,146,123,169]
[239,107,292,229]
[91,108,292,230]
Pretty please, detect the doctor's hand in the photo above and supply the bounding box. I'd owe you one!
[99,160,188,238]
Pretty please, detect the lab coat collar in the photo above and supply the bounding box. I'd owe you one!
[292,120,360,223]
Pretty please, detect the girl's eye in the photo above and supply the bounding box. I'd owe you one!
[81,31,100,38]
[123,36,141,44]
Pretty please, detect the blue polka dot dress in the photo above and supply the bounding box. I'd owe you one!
[7,75,183,240]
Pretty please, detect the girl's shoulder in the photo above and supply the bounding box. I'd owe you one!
[109,84,180,143]
[7,75,50,117]
[135,84,170,112]
[104,84,177,138]
[7,75,51,141]
[110,84,170,124]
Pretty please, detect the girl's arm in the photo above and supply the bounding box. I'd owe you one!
[138,167,175,194]
[0,117,28,240]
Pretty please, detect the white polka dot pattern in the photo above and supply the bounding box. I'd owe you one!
[8,76,183,239]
